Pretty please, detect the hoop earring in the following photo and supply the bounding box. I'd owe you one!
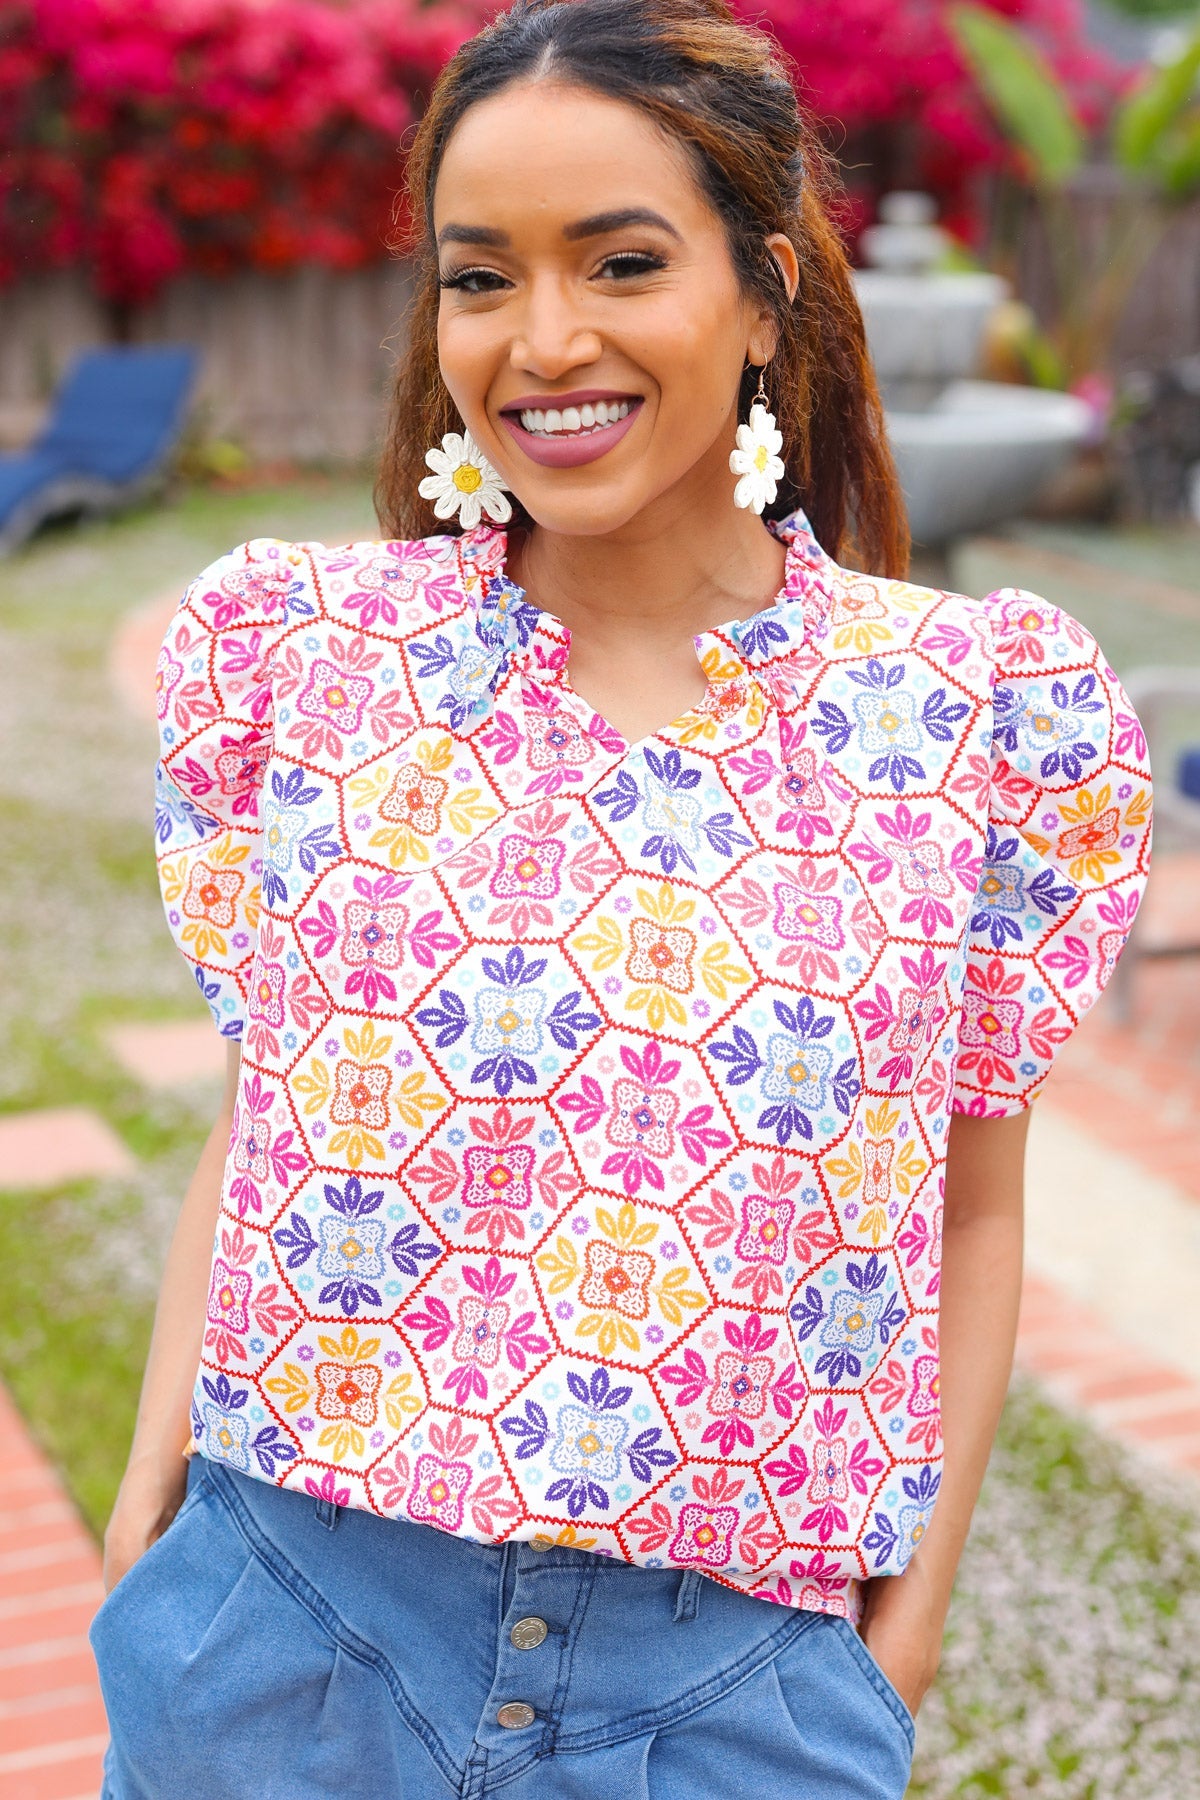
[729,366,784,515]
[418,428,512,529]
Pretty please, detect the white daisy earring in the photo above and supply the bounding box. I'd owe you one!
[729,366,785,514]
[418,428,513,529]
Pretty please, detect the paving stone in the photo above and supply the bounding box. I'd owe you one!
[106,1019,226,1090]
[0,1111,133,1190]
[0,1388,105,1795]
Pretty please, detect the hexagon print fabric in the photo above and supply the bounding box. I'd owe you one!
[156,515,1150,1619]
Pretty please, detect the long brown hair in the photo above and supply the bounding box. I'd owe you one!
[375,0,908,578]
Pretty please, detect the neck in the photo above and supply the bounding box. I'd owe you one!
[509,465,787,650]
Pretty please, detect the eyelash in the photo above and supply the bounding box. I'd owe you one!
[438,249,668,293]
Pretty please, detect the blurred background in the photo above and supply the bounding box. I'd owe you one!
[0,1,1199,1794]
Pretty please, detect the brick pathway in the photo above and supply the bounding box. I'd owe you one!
[0,1388,106,1798]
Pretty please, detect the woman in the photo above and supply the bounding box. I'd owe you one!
[93,1,1152,1794]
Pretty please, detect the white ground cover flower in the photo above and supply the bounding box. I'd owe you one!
[418,432,512,529]
[911,1377,1200,1798]
[729,403,785,512]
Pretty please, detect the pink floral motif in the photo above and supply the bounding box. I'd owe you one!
[909,1354,940,1418]
[296,656,373,736]
[248,957,285,1028]
[462,1143,534,1215]
[155,647,183,720]
[452,1296,510,1368]
[489,833,565,901]
[606,1076,680,1162]
[206,1259,251,1335]
[669,1501,739,1569]
[407,1453,472,1532]
[734,1193,794,1266]
[527,708,593,771]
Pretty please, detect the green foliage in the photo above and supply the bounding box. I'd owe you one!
[1114,23,1200,183]
[950,5,1084,185]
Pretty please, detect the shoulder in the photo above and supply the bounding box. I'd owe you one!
[174,530,483,638]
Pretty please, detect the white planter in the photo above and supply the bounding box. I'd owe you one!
[886,381,1094,545]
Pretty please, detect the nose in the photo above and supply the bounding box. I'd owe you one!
[509,273,602,381]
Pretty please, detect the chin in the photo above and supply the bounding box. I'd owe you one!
[511,479,672,540]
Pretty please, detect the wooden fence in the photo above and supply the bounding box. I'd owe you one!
[0,261,413,461]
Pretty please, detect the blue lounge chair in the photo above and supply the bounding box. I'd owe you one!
[0,345,199,555]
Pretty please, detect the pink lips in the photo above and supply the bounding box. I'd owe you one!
[499,396,643,469]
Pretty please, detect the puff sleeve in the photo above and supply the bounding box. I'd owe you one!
[951,590,1152,1115]
[154,539,303,1035]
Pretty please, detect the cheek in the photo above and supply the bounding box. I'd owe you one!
[435,310,498,419]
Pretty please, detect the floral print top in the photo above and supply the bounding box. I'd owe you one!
[156,511,1150,1618]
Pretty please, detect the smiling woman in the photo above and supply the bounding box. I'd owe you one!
[94,1,1152,1796]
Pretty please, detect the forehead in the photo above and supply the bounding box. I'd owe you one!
[433,81,713,237]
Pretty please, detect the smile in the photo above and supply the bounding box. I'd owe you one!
[499,391,643,469]
[518,399,633,436]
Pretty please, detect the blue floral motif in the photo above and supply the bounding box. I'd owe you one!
[709,997,859,1144]
[199,1372,252,1472]
[970,825,1076,948]
[261,767,341,908]
[154,763,213,847]
[896,1464,942,1566]
[731,608,790,661]
[812,660,967,791]
[417,948,598,1094]
[500,1367,673,1516]
[791,1257,904,1382]
[275,1177,438,1307]
[993,674,1103,782]
[595,747,750,874]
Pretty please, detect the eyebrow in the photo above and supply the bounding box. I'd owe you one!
[435,207,682,251]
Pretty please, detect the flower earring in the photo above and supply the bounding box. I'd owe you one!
[729,366,785,514]
[418,429,513,530]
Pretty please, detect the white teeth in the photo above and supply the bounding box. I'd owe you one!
[516,399,636,437]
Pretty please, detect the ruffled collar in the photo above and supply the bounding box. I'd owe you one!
[452,509,841,694]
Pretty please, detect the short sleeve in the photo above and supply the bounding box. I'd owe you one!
[154,538,302,1035]
[952,590,1152,1115]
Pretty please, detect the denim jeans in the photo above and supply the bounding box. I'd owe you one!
[91,1454,914,1799]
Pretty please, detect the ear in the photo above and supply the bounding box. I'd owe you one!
[746,233,800,363]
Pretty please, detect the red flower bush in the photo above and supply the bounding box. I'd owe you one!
[0,0,1118,307]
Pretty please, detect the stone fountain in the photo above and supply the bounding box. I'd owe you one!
[853,192,1092,547]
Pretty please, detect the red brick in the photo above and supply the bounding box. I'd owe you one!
[1074,1367,1196,1406]
[1121,1407,1200,1443]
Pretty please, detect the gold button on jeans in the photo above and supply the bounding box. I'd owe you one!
[496,1702,537,1730]
[510,1617,549,1651]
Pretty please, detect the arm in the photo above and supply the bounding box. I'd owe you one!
[102,1042,241,1592]
[859,1105,1030,1714]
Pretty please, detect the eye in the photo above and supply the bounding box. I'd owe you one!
[439,266,511,295]
[596,250,668,280]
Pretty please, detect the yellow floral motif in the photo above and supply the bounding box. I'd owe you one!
[264,1362,313,1414]
[574,885,749,1032]
[530,1525,598,1552]
[823,1101,929,1246]
[384,1371,422,1431]
[539,1203,704,1356]
[358,734,498,868]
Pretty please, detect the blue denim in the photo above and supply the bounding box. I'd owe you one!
[92,1454,914,1799]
